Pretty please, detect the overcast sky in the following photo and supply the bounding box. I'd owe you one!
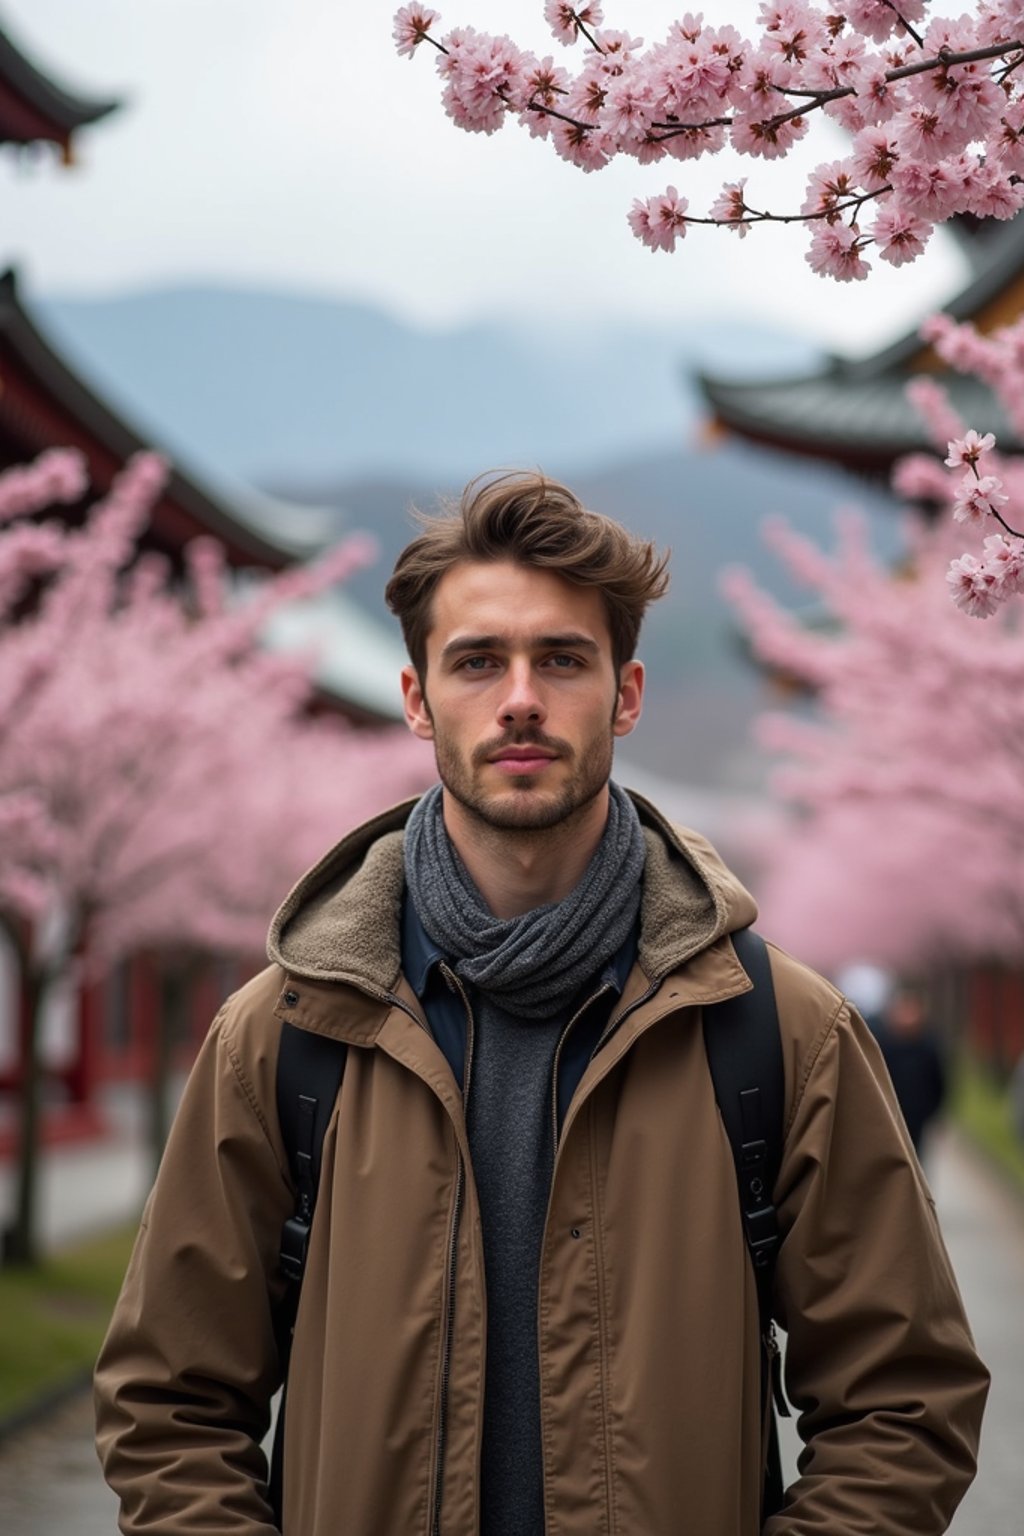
[3,0,968,352]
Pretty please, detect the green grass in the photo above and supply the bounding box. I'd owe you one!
[954,1057,1024,1200]
[0,1224,136,1425]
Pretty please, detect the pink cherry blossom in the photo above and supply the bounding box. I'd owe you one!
[992,100,1024,176]
[732,109,808,159]
[892,103,962,162]
[665,121,728,159]
[952,472,1009,525]
[946,552,1002,616]
[945,430,997,469]
[871,201,932,266]
[851,126,900,190]
[854,67,899,126]
[0,447,88,523]
[889,158,961,220]
[735,46,796,109]
[627,185,688,250]
[565,69,608,123]
[805,222,871,281]
[553,117,613,169]
[602,73,653,142]
[545,2,603,45]
[844,0,926,44]
[517,55,571,136]
[979,532,1024,595]
[801,159,858,218]
[802,35,869,123]
[437,28,527,134]
[589,30,645,72]
[758,1,828,63]
[710,178,751,236]
[961,158,1024,220]
[393,5,440,57]
[649,33,735,118]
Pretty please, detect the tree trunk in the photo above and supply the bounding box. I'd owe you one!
[5,965,48,1268]
[151,961,192,1175]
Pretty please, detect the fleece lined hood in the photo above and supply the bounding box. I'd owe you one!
[267,788,758,996]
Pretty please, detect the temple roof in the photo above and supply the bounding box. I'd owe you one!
[0,22,118,152]
[0,268,404,722]
[0,266,309,570]
[697,218,1024,477]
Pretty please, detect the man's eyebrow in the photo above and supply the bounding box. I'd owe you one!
[439,632,601,662]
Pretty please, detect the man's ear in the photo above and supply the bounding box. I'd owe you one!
[613,659,644,739]
[401,665,434,741]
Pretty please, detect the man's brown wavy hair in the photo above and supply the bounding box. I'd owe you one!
[385,470,670,681]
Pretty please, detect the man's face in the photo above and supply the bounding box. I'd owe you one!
[401,560,644,833]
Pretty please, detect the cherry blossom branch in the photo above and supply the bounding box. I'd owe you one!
[536,44,1024,142]
[395,5,1024,280]
[899,350,1024,615]
[666,187,886,228]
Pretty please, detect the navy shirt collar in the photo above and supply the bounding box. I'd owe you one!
[402,892,446,999]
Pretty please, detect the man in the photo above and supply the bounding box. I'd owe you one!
[95,472,988,1535]
[873,983,948,1157]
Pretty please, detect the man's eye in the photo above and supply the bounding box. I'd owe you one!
[548,654,580,668]
[461,656,493,671]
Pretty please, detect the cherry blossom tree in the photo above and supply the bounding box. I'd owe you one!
[394,3,1024,280]
[0,451,432,1265]
[884,311,1024,615]
[722,507,1024,975]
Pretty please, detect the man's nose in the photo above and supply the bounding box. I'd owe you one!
[498,660,546,726]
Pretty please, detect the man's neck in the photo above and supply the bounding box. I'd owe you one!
[442,787,611,918]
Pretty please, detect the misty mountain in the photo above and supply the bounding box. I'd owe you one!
[38,285,823,486]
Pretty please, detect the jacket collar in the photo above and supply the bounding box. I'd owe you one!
[267,789,759,1039]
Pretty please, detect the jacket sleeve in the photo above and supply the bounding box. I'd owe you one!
[95,988,294,1534]
[765,992,989,1536]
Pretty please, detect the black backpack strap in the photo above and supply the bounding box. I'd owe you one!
[704,927,789,1519]
[271,1018,348,1525]
[276,1020,347,1289]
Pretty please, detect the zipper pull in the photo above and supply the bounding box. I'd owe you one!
[765,1323,792,1418]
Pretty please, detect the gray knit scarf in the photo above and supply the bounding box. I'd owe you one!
[403,781,645,1020]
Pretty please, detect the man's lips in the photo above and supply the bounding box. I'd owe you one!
[488,749,558,773]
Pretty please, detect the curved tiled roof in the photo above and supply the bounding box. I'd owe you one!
[698,219,1024,475]
[0,24,118,147]
[0,267,302,569]
[0,268,405,722]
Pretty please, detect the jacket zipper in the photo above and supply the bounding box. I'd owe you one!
[537,978,657,1531]
[550,983,613,1155]
[337,975,474,1536]
[430,964,476,1536]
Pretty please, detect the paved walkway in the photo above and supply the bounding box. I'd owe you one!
[0,1127,1020,1531]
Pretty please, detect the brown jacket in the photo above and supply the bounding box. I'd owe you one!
[95,795,988,1534]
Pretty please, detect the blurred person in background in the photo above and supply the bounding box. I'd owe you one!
[874,983,948,1158]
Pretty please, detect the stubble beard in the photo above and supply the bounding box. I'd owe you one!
[431,726,614,835]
